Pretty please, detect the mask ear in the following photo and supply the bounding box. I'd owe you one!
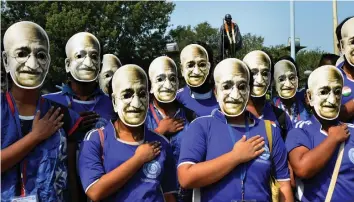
[65,58,71,73]
[2,51,10,73]
[111,93,119,113]
[306,89,314,107]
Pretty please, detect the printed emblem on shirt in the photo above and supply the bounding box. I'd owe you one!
[95,117,108,128]
[143,160,161,179]
[348,148,354,164]
[342,86,352,97]
[259,144,271,161]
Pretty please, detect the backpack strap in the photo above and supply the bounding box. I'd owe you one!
[265,120,273,153]
[271,104,287,140]
[325,142,345,202]
[98,128,104,161]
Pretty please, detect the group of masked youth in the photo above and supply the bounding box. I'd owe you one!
[1,16,354,202]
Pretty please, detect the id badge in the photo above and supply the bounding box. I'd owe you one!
[11,195,38,202]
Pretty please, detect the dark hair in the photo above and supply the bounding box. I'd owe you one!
[318,53,339,67]
[336,16,354,42]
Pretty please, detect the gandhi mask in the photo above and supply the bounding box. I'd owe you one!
[243,50,271,97]
[307,65,343,120]
[214,58,250,117]
[180,44,210,87]
[149,56,178,103]
[112,65,148,127]
[2,21,50,89]
[274,60,298,99]
[65,32,101,82]
[340,18,354,67]
[99,54,121,94]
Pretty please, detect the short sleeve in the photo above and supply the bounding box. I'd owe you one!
[178,120,207,166]
[285,128,312,153]
[271,126,290,181]
[78,130,105,193]
[161,143,178,194]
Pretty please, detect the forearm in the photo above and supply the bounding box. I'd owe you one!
[86,155,144,201]
[292,138,338,178]
[279,181,294,202]
[178,152,241,189]
[339,99,354,121]
[1,132,41,172]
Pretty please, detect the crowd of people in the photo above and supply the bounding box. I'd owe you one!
[1,15,353,202]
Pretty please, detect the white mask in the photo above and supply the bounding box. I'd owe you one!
[99,54,121,94]
[65,32,101,82]
[2,21,51,89]
[243,50,271,97]
[274,60,298,99]
[180,44,210,87]
[214,58,250,117]
[340,18,354,67]
[112,65,148,127]
[148,56,178,103]
[307,65,343,120]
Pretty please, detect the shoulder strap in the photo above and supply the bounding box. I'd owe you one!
[264,120,273,153]
[98,129,104,161]
[325,142,345,202]
[271,104,287,140]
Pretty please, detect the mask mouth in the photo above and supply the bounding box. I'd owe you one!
[19,70,42,75]
[281,87,294,91]
[254,84,266,87]
[159,88,174,93]
[225,99,243,105]
[190,74,203,78]
[126,109,143,114]
[321,104,338,109]
[79,65,96,71]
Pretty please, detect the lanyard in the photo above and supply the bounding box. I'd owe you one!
[227,114,250,201]
[6,92,44,197]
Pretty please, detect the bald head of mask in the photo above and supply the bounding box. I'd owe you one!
[149,56,178,103]
[99,54,121,94]
[273,60,298,99]
[180,44,210,87]
[214,58,250,117]
[243,50,271,97]
[65,32,101,82]
[111,64,148,127]
[340,17,354,67]
[2,21,50,89]
[307,65,343,120]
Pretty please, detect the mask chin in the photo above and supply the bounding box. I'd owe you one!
[344,53,354,67]
[70,70,99,82]
[10,67,49,90]
[314,106,339,121]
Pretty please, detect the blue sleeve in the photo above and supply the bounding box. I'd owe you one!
[285,128,312,153]
[271,125,290,180]
[161,143,178,193]
[178,120,206,165]
[78,130,105,193]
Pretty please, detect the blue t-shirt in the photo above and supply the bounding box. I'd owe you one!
[285,115,354,202]
[43,84,116,136]
[79,121,177,202]
[337,62,354,123]
[145,102,190,166]
[272,91,311,127]
[1,92,82,202]
[178,109,290,202]
[176,86,218,117]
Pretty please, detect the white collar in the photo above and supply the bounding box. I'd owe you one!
[191,90,213,100]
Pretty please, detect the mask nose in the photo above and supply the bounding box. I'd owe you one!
[24,54,40,71]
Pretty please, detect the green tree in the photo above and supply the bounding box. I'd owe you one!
[1,1,175,91]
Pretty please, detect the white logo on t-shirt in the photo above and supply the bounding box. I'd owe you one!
[143,160,161,179]
[348,148,354,164]
[259,145,271,161]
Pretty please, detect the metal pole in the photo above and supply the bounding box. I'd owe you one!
[333,0,339,54]
[290,0,296,60]
[222,17,224,60]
